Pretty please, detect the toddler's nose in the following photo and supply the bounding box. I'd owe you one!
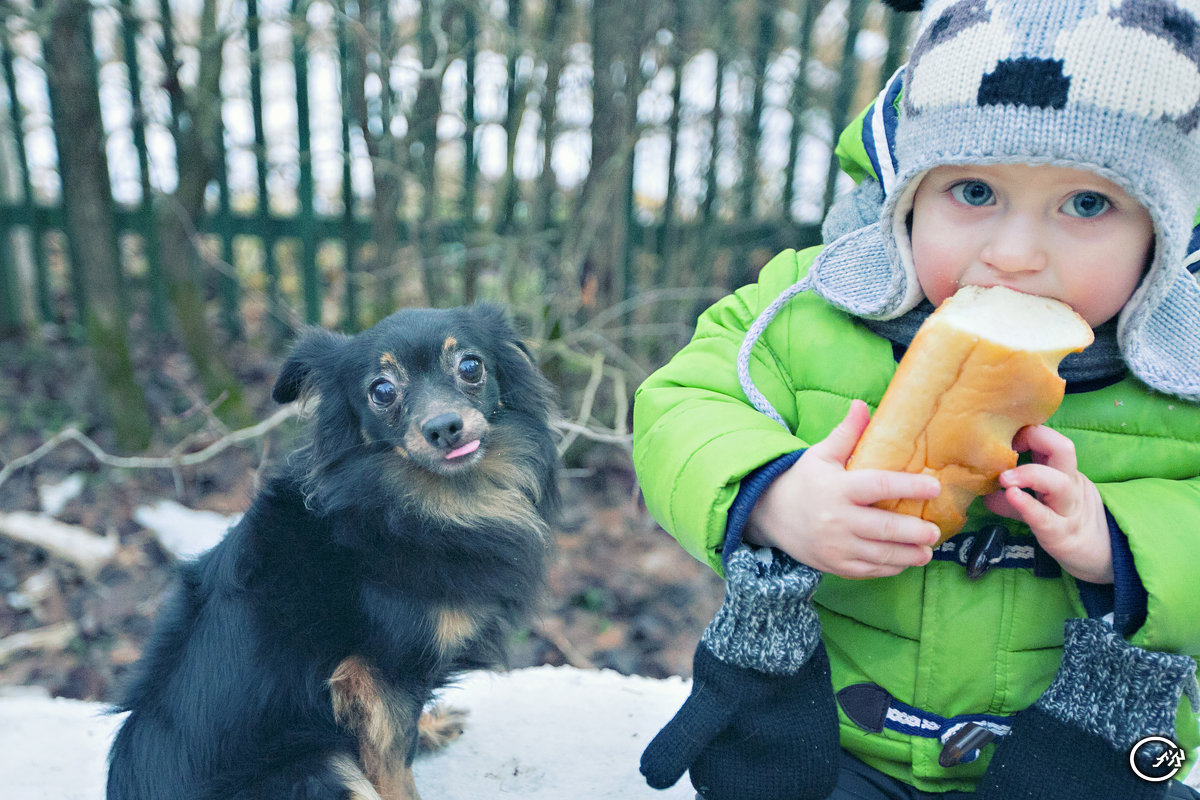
[979,216,1048,274]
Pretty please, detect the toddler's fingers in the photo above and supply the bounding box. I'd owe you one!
[1000,485,1062,535]
[1012,425,1078,474]
[983,489,1021,520]
[808,399,871,465]
[842,468,941,507]
[1000,464,1073,515]
[838,547,932,580]
[847,505,941,547]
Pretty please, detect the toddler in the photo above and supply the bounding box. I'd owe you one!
[633,1,1200,798]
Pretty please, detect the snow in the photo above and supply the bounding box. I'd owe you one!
[38,474,85,517]
[0,666,696,800]
[132,500,240,561]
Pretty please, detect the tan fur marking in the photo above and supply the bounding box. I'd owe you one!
[327,753,383,800]
[380,353,400,371]
[330,656,422,800]
[417,705,468,752]
[434,609,479,655]
[407,470,546,537]
[442,336,457,353]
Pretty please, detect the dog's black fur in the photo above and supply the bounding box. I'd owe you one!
[106,305,559,800]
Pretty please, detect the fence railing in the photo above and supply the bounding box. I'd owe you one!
[0,0,909,344]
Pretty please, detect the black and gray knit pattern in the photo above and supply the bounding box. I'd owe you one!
[1035,618,1199,752]
[700,546,822,676]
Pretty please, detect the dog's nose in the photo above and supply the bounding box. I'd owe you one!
[421,412,464,449]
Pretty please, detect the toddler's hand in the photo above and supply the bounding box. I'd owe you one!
[984,425,1112,584]
[745,400,942,579]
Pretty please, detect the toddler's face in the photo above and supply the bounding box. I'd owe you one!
[909,163,1153,327]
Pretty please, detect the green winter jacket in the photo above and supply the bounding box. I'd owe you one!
[631,247,1200,792]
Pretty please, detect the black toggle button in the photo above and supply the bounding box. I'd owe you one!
[963,524,1009,580]
[939,722,996,767]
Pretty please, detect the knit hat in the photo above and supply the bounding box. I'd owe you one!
[787,0,1200,403]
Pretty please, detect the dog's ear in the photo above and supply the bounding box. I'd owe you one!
[468,304,556,421]
[272,327,348,404]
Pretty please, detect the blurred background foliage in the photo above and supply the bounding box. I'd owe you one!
[0,0,912,456]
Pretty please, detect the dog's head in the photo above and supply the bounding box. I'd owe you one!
[272,305,559,518]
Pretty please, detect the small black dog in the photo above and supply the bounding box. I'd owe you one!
[107,305,559,800]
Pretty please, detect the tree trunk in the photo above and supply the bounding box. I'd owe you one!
[154,0,250,427]
[39,0,152,451]
[349,0,413,316]
[575,0,661,312]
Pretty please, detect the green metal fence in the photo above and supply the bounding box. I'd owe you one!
[0,0,910,341]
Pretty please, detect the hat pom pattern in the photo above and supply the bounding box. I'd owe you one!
[880,0,924,11]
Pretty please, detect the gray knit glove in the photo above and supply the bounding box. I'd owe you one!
[977,617,1199,799]
[701,546,824,673]
[640,546,839,800]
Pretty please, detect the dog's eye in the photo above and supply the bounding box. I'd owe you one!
[368,378,397,407]
[458,355,484,384]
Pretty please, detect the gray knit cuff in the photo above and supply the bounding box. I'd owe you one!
[700,546,823,676]
[1036,618,1199,752]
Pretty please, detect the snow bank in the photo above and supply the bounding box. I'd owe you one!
[0,666,695,800]
[132,500,240,561]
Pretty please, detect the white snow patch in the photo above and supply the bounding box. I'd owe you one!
[132,500,241,561]
[38,474,85,517]
[0,666,696,799]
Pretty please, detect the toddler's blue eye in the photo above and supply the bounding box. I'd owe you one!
[1063,191,1110,218]
[950,181,994,207]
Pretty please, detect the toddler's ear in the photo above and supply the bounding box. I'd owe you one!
[881,0,923,10]
[272,328,348,404]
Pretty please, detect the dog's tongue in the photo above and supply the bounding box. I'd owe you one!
[445,439,481,460]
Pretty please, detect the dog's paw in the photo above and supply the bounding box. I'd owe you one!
[417,704,468,753]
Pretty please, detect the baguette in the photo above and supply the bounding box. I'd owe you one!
[847,285,1094,544]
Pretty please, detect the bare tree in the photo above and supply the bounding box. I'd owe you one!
[38,0,152,450]
[154,0,251,427]
[573,0,664,312]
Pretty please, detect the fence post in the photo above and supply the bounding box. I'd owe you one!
[338,0,360,331]
[214,118,241,337]
[246,0,288,341]
[655,0,684,272]
[0,35,51,324]
[0,224,19,336]
[118,0,169,333]
[291,0,320,325]
[0,33,22,334]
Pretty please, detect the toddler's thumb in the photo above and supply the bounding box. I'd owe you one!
[810,399,870,465]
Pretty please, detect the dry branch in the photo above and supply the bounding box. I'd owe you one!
[0,513,117,578]
[0,622,80,666]
[0,405,301,493]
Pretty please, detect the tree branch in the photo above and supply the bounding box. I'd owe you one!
[0,405,301,492]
